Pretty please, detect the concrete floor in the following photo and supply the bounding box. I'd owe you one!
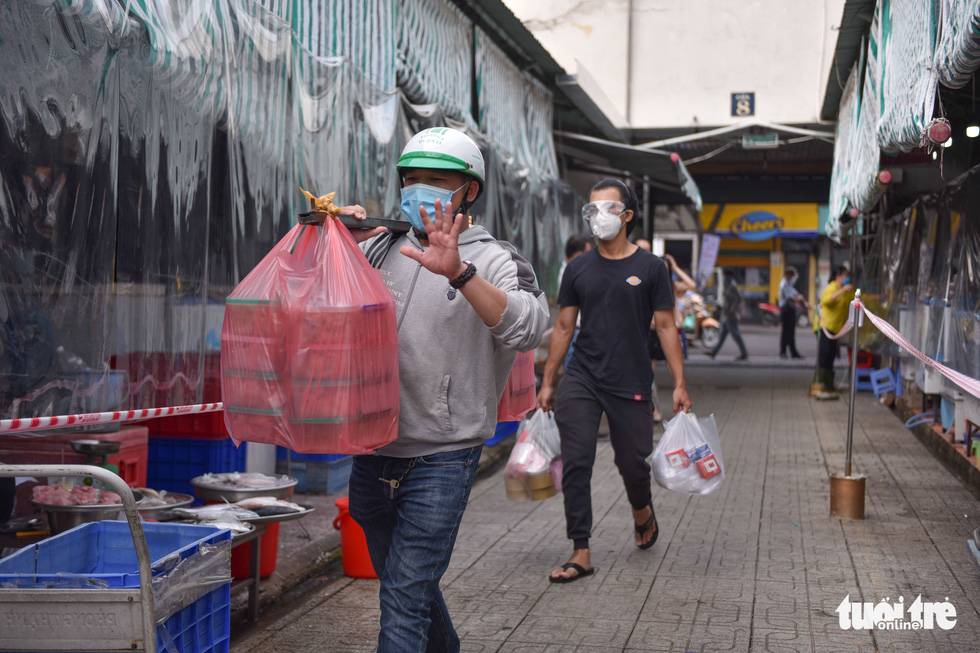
[230,363,980,652]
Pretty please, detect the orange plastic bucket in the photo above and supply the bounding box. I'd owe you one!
[333,497,377,579]
[231,521,280,579]
[205,499,279,579]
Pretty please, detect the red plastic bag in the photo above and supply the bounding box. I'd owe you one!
[496,350,535,422]
[221,216,399,454]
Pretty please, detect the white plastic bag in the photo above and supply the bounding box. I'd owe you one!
[505,410,561,500]
[651,411,724,494]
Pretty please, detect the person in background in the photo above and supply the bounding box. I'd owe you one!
[663,253,697,358]
[342,127,549,652]
[817,266,855,394]
[558,234,592,370]
[640,245,696,422]
[635,239,664,423]
[778,266,808,359]
[537,178,691,583]
[705,268,749,360]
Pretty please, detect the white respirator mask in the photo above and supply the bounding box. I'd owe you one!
[581,200,627,241]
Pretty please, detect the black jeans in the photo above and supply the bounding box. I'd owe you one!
[779,304,800,356]
[554,374,654,549]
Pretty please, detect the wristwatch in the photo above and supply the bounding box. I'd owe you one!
[449,261,477,289]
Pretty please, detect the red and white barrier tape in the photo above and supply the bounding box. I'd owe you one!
[0,402,224,435]
[860,303,980,401]
[821,300,858,341]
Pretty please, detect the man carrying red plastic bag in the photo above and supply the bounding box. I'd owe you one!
[220,194,399,455]
[342,128,549,653]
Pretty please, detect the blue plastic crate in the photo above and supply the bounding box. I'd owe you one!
[148,436,247,498]
[156,583,231,653]
[0,521,231,653]
[276,456,352,494]
[275,446,349,463]
[486,421,520,446]
[0,521,228,587]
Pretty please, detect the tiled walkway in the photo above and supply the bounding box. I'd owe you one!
[233,366,980,652]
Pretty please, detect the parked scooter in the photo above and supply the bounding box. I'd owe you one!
[758,301,781,326]
[681,293,721,349]
[758,300,810,327]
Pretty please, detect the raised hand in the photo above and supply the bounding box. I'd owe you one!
[399,198,466,280]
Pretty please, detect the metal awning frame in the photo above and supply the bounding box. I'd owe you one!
[555,130,703,209]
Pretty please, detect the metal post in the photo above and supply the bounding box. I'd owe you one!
[844,290,861,477]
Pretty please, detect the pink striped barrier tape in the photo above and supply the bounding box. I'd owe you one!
[821,300,858,340]
[860,303,980,401]
[0,402,224,435]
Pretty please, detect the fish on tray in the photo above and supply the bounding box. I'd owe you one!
[196,472,289,489]
[171,504,259,521]
[234,496,304,516]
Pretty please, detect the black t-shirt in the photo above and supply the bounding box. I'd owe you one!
[558,248,674,399]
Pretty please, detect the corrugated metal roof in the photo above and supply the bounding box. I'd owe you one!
[821,0,877,121]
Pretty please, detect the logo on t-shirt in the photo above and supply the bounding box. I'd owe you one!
[626,276,641,286]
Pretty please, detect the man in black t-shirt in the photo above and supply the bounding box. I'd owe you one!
[537,178,692,583]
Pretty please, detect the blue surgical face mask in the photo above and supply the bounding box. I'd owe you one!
[400,182,468,231]
[842,276,851,285]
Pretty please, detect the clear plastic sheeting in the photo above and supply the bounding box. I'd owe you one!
[152,539,232,625]
[396,0,476,127]
[946,168,980,382]
[221,216,399,454]
[0,0,566,424]
[1,2,125,420]
[826,0,980,237]
[935,0,980,89]
[874,0,939,154]
[852,167,979,388]
[827,54,880,238]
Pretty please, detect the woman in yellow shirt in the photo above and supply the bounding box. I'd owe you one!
[817,266,855,393]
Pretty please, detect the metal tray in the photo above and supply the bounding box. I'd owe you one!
[32,490,147,534]
[190,474,297,502]
[298,211,411,233]
[136,492,194,520]
[242,505,315,525]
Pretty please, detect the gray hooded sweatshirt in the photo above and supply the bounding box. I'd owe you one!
[360,225,549,458]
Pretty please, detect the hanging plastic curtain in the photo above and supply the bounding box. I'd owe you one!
[875,0,939,153]
[0,2,124,420]
[946,168,980,380]
[934,0,980,89]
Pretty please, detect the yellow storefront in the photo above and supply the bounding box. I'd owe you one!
[699,203,821,312]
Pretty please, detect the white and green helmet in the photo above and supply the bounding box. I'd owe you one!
[397,127,485,197]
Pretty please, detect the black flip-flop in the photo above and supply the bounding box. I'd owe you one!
[549,562,595,584]
[635,505,659,550]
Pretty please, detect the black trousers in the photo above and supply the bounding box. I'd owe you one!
[818,330,839,387]
[554,374,654,549]
[779,304,799,356]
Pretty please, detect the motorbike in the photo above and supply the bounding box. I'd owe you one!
[758,301,810,328]
[758,301,781,326]
[681,293,721,349]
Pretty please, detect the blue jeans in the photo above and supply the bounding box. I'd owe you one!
[711,317,748,357]
[349,445,482,653]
